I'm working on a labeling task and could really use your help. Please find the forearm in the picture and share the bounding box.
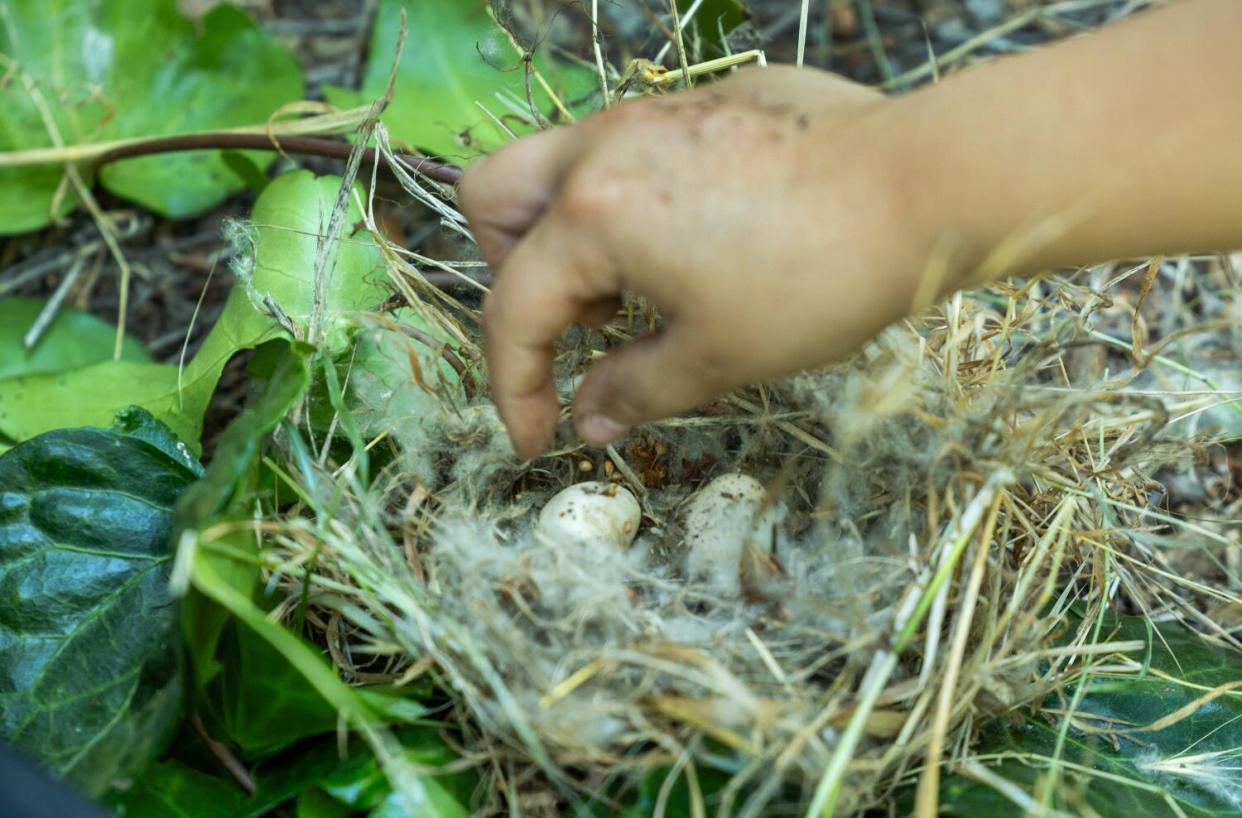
[882,0,1242,288]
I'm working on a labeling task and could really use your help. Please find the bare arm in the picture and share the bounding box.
[885,0,1242,282]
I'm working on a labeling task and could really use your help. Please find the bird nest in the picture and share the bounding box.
[244,150,1232,817]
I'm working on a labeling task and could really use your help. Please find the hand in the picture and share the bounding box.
[458,67,931,458]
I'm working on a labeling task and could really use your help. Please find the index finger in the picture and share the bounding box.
[483,209,616,458]
[458,125,585,270]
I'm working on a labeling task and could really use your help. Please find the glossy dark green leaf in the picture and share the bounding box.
[0,407,200,796]
[0,1,302,233]
[0,297,149,381]
[937,616,1242,818]
[324,0,597,161]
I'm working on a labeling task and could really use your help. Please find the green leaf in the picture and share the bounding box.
[319,731,474,818]
[207,619,340,758]
[677,0,749,59]
[608,763,733,818]
[297,788,355,818]
[0,1,303,233]
[324,0,597,161]
[0,408,200,796]
[110,759,251,818]
[0,297,149,380]
[221,150,272,195]
[108,735,375,818]
[936,616,1242,818]
[177,342,312,693]
[0,170,389,450]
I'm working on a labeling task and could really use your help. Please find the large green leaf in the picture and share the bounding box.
[0,297,149,380]
[324,0,597,162]
[0,1,303,233]
[0,171,389,450]
[937,617,1242,818]
[0,407,201,796]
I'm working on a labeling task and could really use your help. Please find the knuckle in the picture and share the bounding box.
[560,164,627,224]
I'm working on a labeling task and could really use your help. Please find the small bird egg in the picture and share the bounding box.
[536,481,642,548]
[682,473,785,595]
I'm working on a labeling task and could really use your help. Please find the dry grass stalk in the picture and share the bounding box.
[209,136,1241,816]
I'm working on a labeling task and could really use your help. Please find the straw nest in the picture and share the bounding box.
[246,147,1239,816]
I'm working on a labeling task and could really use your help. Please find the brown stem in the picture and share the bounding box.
[93,133,463,186]
[190,714,256,795]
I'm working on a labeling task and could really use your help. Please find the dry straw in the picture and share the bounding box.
[224,138,1242,817]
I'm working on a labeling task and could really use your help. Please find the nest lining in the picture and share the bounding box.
[234,143,1240,816]
[252,276,1232,816]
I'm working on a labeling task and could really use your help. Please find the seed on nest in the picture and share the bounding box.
[682,473,786,596]
[536,481,642,548]
[578,459,594,472]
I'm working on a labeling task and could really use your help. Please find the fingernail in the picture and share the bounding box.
[578,414,629,446]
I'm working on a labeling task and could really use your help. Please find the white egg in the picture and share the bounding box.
[536,481,642,548]
[682,473,785,595]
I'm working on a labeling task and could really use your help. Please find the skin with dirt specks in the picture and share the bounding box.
[459,0,1242,459]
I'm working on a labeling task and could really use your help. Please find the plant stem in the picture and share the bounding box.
[91,133,462,185]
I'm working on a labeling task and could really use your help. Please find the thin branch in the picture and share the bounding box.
[91,133,462,185]
[190,714,256,795]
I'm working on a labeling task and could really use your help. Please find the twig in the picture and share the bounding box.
[22,253,88,350]
[0,246,89,297]
[16,67,135,360]
[190,714,255,795]
[0,99,375,165]
[654,0,706,65]
[91,133,462,186]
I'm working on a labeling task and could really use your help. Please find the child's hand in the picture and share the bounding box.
[459,68,926,458]
[460,0,1242,459]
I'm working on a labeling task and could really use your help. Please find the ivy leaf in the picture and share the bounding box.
[324,0,597,161]
[0,170,388,451]
[0,1,303,234]
[318,730,474,818]
[936,616,1242,818]
[204,617,340,758]
[0,297,149,381]
[0,407,201,796]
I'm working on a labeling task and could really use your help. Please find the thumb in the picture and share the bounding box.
[572,326,727,446]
